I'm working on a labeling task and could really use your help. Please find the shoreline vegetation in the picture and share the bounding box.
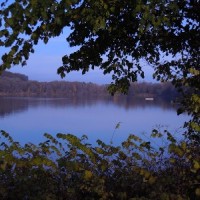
[0,130,199,200]
[0,71,179,101]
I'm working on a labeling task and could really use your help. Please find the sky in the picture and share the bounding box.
[0,28,155,84]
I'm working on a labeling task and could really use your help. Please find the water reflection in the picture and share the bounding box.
[0,97,188,145]
[0,96,176,118]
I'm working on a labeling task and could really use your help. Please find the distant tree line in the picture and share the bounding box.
[0,71,179,101]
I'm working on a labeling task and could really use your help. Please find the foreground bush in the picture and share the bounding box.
[0,130,199,200]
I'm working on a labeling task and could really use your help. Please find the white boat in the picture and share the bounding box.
[145,97,154,101]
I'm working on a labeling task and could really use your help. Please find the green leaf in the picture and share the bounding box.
[193,160,200,170]
[189,68,200,75]
[83,170,93,180]
[43,37,49,44]
[196,188,200,197]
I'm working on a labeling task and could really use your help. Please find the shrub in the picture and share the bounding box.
[0,130,199,200]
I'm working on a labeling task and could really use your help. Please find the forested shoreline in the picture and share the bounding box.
[0,71,179,101]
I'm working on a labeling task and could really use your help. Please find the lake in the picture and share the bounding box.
[0,97,189,146]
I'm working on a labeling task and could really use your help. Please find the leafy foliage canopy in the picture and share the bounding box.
[0,0,199,91]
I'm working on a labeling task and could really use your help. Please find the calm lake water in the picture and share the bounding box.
[0,97,189,145]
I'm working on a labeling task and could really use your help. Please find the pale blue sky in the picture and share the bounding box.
[1,28,154,84]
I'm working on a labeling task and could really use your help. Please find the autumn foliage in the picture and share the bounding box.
[0,130,199,199]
